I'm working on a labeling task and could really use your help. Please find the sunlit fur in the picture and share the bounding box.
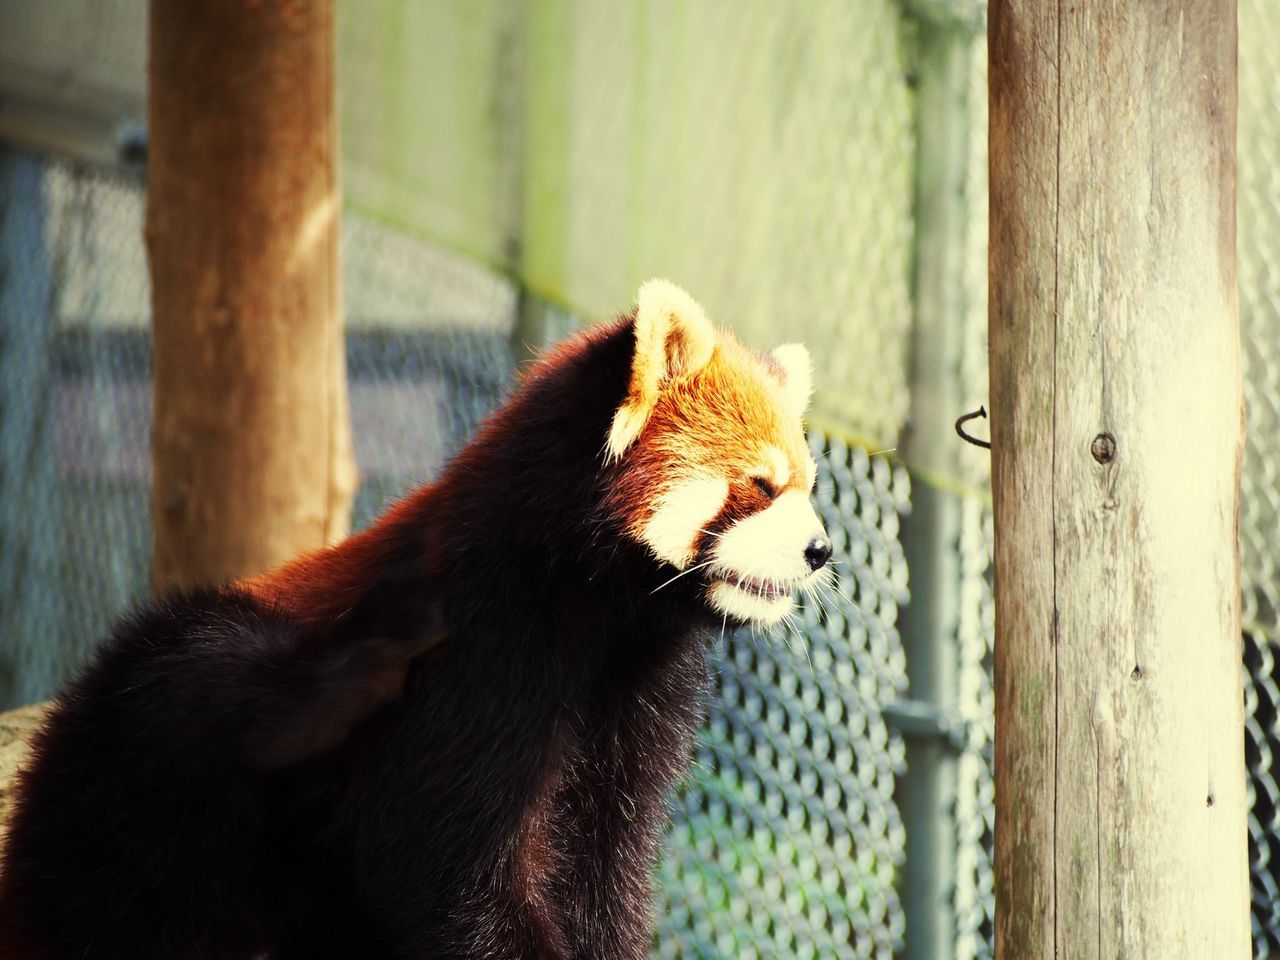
[640,475,730,568]
[767,342,814,418]
[603,287,822,627]
[0,283,824,960]
[606,279,716,459]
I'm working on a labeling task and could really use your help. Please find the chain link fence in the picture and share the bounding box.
[339,0,917,452]
[4,1,1280,957]
[1239,1,1280,953]
[0,152,151,705]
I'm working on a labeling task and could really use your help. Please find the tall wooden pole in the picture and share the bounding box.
[147,0,356,591]
[989,2,1248,957]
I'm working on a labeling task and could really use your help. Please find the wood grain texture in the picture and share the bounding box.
[147,0,356,590]
[989,5,1060,957]
[989,2,1248,957]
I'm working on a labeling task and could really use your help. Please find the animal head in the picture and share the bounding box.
[605,280,831,627]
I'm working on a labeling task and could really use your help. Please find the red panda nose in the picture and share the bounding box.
[804,535,833,571]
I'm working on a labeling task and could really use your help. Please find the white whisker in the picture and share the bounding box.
[650,560,714,595]
[804,578,833,625]
[779,612,815,678]
[821,573,867,619]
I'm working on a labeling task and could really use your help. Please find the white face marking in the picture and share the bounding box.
[758,446,790,491]
[640,475,729,568]
[705,489,828,625]
[707,580,797,624]
[770,343,813,417]
[800,456,818,491]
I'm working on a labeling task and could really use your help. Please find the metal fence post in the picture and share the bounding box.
[893,5,982,958]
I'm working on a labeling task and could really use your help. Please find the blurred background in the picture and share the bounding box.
[0,2,1278,958]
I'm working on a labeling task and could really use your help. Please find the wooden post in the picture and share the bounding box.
[989,2,1248,957]
[147,0,356,591]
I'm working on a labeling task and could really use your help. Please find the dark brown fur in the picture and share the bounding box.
[0,319,724,959]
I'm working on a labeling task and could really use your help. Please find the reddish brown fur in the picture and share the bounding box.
[606,336,814,548]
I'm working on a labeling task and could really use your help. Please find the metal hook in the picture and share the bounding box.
[955,405,991,450]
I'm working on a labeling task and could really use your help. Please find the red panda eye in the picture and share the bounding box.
[751,476,778,500]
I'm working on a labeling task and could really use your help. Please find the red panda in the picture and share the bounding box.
[0,280,831,960]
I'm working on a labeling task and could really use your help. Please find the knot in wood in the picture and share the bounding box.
[1091,433,1117,464]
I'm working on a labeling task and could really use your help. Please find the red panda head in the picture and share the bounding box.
[605,280,831,627]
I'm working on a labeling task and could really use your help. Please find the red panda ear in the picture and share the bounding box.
[770,343,813,418]
[607,280,716,460]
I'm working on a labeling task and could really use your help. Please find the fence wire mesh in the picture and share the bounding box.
[341,0,917,451]
[0,151,151,706]
[5,0,1280,956]
[1240,1,1280,954]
